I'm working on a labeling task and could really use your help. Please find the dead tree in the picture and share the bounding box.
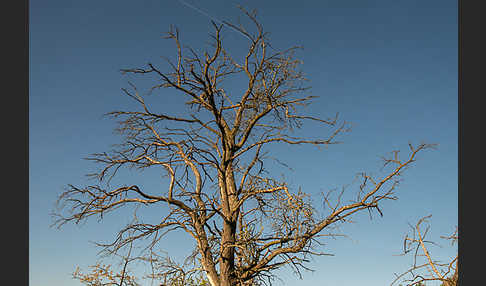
[391,215,458,286]
[54,8,434,286]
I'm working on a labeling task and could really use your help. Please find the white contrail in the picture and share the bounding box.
[176,0,225,25]
[175,0,252,40]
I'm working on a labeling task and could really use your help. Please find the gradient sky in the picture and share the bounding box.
[30,0,457,285]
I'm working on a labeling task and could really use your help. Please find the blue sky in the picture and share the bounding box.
[30,0,457,285]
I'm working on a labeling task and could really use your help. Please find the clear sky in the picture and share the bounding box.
[30,0,457,285]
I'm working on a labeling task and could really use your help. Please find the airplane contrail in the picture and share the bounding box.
[176,0,225,25]
[175,0,252,41]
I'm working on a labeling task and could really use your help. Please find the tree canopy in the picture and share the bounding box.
[54,8,434,286]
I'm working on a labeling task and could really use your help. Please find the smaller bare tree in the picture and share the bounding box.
[72,225,211,286]
[73,260,212,286]
[73,263,140,286]
[73,235,141,286]
[391,215,458,286]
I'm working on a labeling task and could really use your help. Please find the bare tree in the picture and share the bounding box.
[391,215,458,286]
[53,8,434,286]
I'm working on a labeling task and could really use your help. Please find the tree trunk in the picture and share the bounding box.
[220,220,237,286]
[218,162,238,286]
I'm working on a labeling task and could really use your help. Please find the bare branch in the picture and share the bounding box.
[391,216,458,286]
